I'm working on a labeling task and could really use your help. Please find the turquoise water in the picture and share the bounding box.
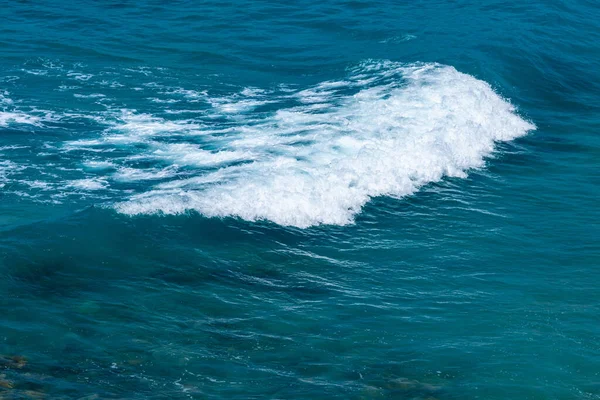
[1,1,599,398]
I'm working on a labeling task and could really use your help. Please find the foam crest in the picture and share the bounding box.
[0,92,58,127]
[207,87,275,114]
[0,160,25,186]
[109,111,202,139]
[0,111,42,127]
[67,178,108,191]
[0,91,14,105]
[63,111,204,150]
[115,62,535,227]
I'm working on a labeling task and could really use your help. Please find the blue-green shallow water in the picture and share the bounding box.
[1,1,599,399]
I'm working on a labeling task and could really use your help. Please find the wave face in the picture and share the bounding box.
[112,62,535,227]
[0,61,534,227]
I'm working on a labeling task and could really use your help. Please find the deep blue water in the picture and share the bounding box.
[1,1,599,399]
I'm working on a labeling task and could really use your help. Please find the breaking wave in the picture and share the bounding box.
[110,61,535,227]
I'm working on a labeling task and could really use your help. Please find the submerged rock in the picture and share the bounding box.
[23,390,46,399]
[0,381,13,389]
[387,377,420,390]
[126,358,144,366]
[0,355,27,369]
[11,356,27,369]
[385,377,442,397]
[0,374,13,389]
[357,385,385,399]
[76,301,101,315]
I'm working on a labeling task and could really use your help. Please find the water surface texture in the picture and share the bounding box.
[1,1,599,399]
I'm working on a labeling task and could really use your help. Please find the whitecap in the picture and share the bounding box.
[0,111,42,127]
[114,61,535,228]
[0,91,14,105]
[67,72,94,81]
[112,166,179,182]
[74,93,106,99]
[67,178,108,191]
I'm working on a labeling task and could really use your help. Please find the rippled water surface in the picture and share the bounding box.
[1,1,599,399]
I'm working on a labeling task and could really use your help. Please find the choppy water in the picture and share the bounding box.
[1,1,599,399]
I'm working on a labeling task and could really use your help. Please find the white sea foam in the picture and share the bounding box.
[112,61,535,227]
[148,143,253,167]
[112,166,178,182]
[168,88,207,100]
[149,98,180,104]
[0,145,28,152]
[0,91,14,105]
[2,62,530,223]
[83,161,118,171]
[74,93,106,99]
[22,69,48,76]
[207,88,275,114]
[108,111,202,139]
[0,160,25,184]
[0,92,57,127]
[0,111,42,127]
[67,178,108,191]
[67,72,93,81]
[63,111,204,150]
[22,180,52,190]
[97,80,124,88]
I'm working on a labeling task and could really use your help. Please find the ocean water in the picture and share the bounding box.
[0,0,599,398]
